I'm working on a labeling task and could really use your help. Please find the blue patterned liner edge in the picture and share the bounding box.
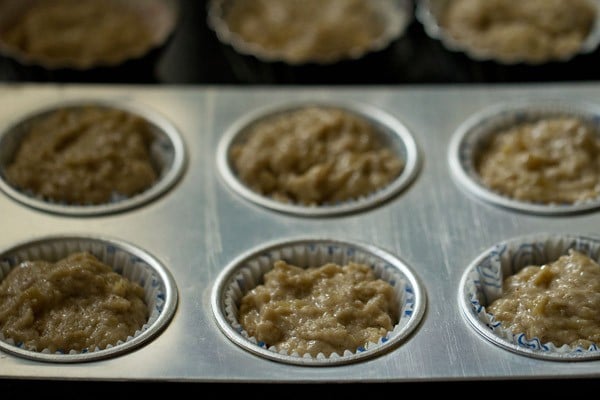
[214,238,426,366]
[0,235,176,363]
[459,233,600,361]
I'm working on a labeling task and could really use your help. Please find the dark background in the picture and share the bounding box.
[1,0,600,85]
[1,0,600,393]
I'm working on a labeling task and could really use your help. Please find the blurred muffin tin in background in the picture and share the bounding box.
[0,0,180,83]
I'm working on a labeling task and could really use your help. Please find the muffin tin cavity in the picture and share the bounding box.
[448,99,600,215]
[0,98,186,216]
[0,234,178,363]
[216,101,420,217]
[416,0,600,65]
[459,233,600,361]
[211,237,426,366]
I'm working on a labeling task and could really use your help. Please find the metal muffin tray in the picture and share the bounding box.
[2,83,600,383]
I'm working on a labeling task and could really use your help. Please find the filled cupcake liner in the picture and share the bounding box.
[0,0,179,71]
[416,0,600,65]
[448,98,600,215]
[216,100,420,217]
[459,233,600,361]
[207,0,412,66]
[0,98,186,216]
[0,235,178,363]
[211,238,426,366]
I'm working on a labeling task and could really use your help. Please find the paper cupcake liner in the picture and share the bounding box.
[459,233,600,361]
[0,0,179,71]
[211,237,426,366]
[0,234,178,363]
[416,0,600,65]
[207,0,412,66]
[448,98,600,215]
[0,98,186,216]
[216,100,420,217]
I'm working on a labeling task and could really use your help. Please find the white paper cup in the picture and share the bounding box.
[0,234,178,363]
[459,232,600,361]
[0,98,186,216]
[217,100,420,217]
[211,237,426,366]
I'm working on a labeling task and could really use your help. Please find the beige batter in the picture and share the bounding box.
[2,0,154,67]
[221,0,387,64]
[0,251,148,353]
[488,249,600,348]
[476,117,600,204]
[440,0,596,63]
[238,260,398,357]
[5,105,158,205]
[230,106,404,206]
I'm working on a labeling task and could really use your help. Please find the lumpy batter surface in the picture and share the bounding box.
[475,117,600,204]
[0,251,148,353]
[487,249,600,348]
[5,106,158,205]
[238,260,398,357]
[230,106,404,206]
[441,0,596,63]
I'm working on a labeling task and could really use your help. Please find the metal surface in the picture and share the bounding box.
[1,83,600,383]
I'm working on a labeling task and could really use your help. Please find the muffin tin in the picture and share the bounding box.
[2,83,600,383]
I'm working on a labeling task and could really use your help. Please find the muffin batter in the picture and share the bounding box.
[475,117,600,204]
[2,0,155,67]
[0,251,148,353]
[230,106,404,206]
[441,0,596,63]
[5,105,158,205]
[221,0,387,64]
[487,249,600,348]
[238,260,398,357]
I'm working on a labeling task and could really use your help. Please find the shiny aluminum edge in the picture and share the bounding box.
[210,237,427,366]
[448,98,600,215]
[216,100,421,217]
[458,232,600,361]
[416,0,600,65]
[0,97,187,216]
[0,233,179,363]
